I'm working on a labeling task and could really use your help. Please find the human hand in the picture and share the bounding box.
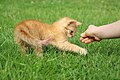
[80,25,101,44]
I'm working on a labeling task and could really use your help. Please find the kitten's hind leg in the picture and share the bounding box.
[19,40,43,57]
[17,39,30,54]
[33,38,51,57]
[34,47,43,57]
[20,43,28,53]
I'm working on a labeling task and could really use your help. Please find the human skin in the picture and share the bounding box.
[80,20,120,44]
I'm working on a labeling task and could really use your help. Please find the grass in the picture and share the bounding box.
[0,0,120,80]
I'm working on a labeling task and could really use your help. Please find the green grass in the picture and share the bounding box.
[0,0,120,80]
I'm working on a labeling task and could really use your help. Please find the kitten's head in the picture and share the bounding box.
[53,17,82,38]
[63,17,82,38]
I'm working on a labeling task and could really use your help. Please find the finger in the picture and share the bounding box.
[81,38,90,43]
[80,37,84,41]
[93,35,101,41]
[84,39,94,44]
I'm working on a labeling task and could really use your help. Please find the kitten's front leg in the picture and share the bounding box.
[54,41,87,55]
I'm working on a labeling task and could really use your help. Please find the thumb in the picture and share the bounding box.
[93,35,101,41]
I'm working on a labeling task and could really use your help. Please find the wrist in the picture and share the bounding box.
[90,26,103,40]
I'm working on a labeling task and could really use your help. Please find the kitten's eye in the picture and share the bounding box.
[70,31,74,35]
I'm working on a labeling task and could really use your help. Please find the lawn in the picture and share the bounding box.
[0,0,120,80]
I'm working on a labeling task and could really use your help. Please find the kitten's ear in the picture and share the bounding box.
[76,21,82,26]
[67,20,82,27]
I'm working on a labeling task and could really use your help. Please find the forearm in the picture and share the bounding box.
[94,20,120,39]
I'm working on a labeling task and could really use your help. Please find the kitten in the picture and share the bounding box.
[14,17,87,57]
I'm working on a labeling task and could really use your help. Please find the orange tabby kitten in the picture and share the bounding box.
[14,17,87,57]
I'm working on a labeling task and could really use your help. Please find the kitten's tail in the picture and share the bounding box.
[14,29,51,47]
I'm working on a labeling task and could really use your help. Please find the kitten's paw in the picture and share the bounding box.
[79,48,87,55]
